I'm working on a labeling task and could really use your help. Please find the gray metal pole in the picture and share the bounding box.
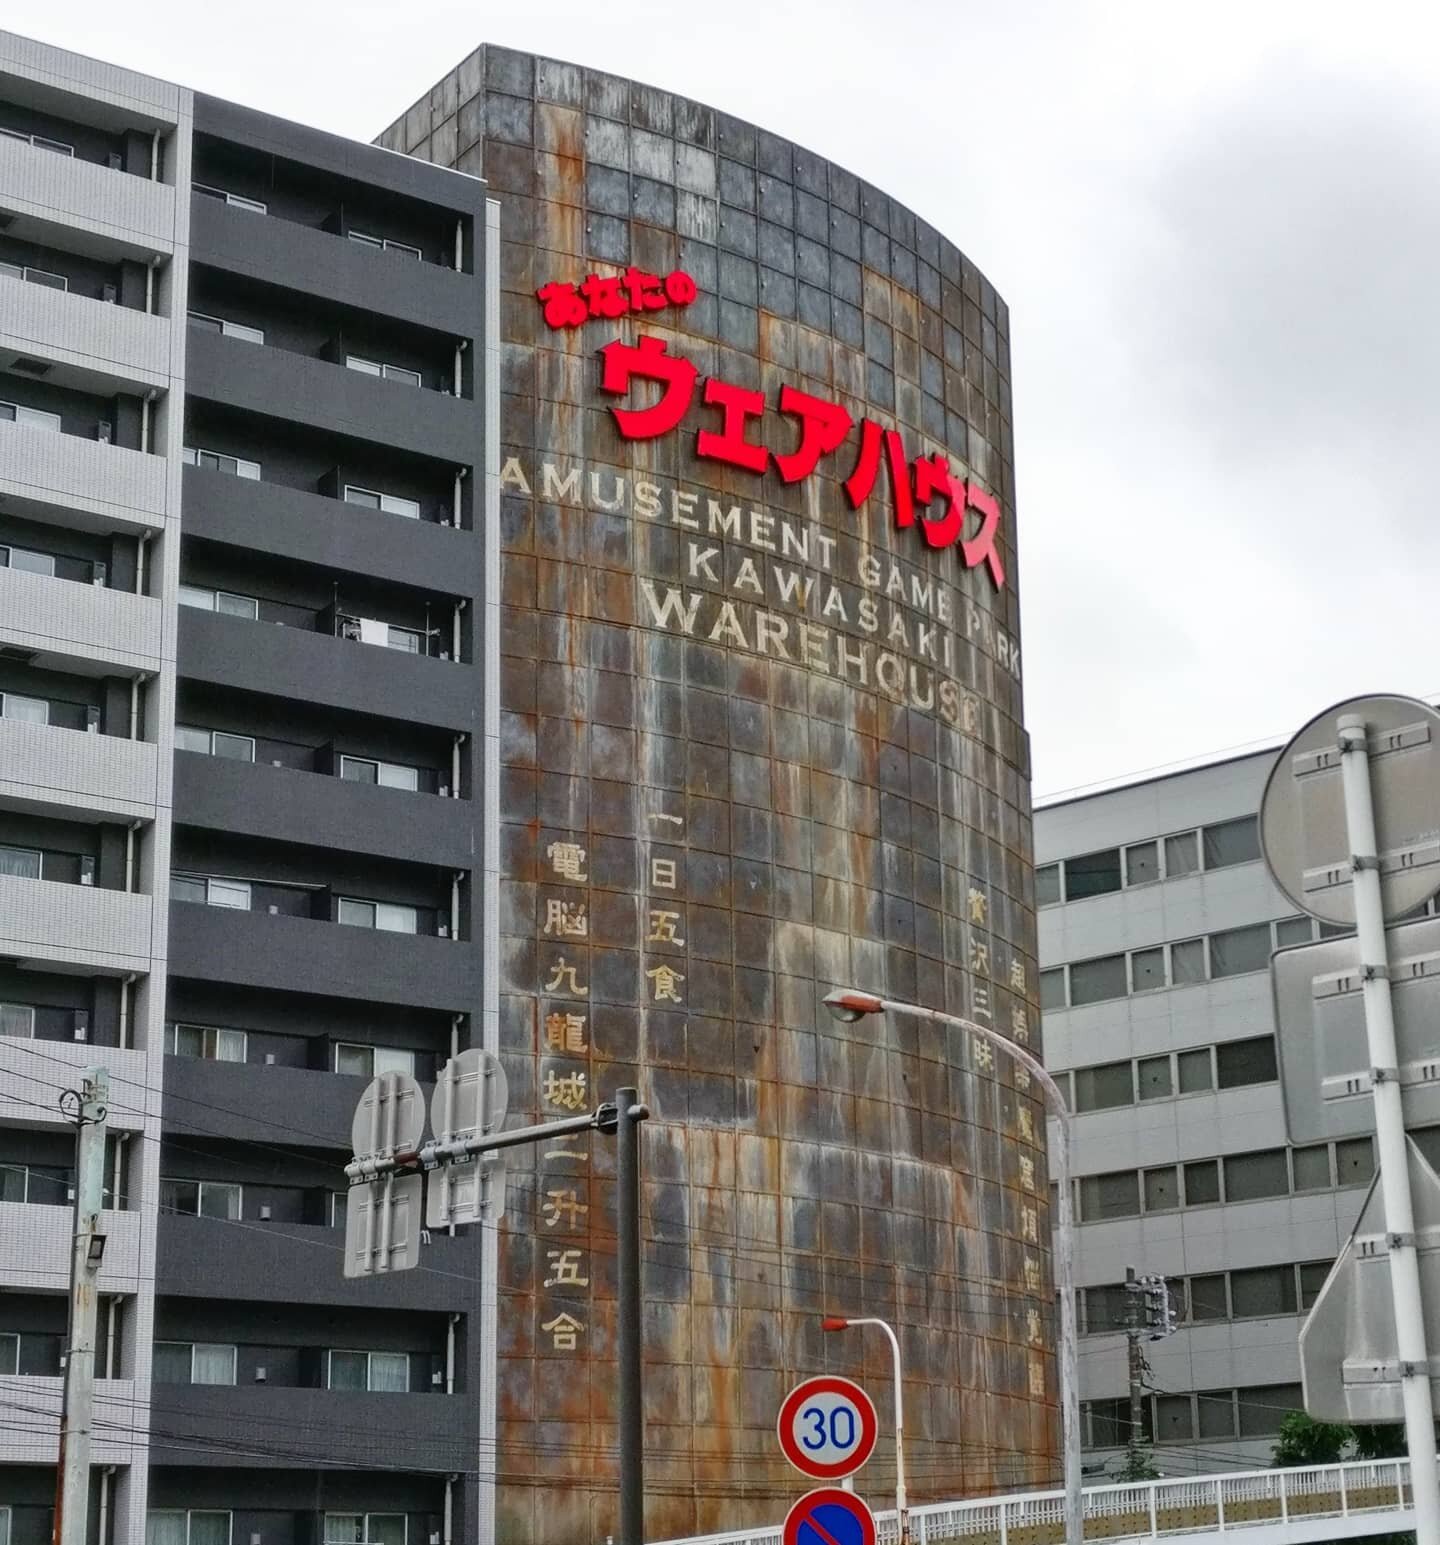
[53,1068,109,1545]
[617,1087,649,1545]
[1338,715,1440,1545]
[1125,1266,1143,1476]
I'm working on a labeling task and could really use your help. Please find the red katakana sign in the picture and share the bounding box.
[536,267,697,329]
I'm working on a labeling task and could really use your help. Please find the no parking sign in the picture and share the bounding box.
[781,1488,877,1545]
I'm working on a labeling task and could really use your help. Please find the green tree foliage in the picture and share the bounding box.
[1271,1410,1351,1467]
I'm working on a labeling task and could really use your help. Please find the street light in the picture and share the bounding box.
[823,988,1082,1545]
[821,1314,909,1544]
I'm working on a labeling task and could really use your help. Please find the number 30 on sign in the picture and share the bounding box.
[776,1375,879,1480]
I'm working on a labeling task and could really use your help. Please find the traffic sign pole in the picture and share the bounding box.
[1338,713,1440,1545]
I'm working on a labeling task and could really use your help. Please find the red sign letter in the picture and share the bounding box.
[598,336,699,440]
[774,386,853,484]
[697,378,769,474]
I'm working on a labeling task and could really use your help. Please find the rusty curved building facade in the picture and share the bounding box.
[378,49,1051,1544]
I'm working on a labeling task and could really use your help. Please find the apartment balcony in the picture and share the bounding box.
[186,326,479,464]
[177,607,476,733]
[189,193,480,333]
[0,872,153,976]
[0,1040,148,1131]
[181,463,478,603]
[0,1376,138,1464]
[0,416,168,532]
[167,899,476,1012]
[156,1210,480,1313]
[0,714,158,823]
[0,132,177,254]
[0,1200,141,1293]
[0,269,170,393]
[173,751,473,869]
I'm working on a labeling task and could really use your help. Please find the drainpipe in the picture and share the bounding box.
[452,597,467,664]
[124,820,142,893]
[98,1466,116,1545]
[104,1295,119,1377]
[135,534,149,600]
[452,464,468,530]
[449,873,461,941]
[117,974,136,1050]
[144,255,159,316]
[446,1313,459,1394]
[450,736,463,800]
[149,131,159,182]
[112,1134,129,1212]
[454,220,463,273]
[443,1476,455,1545]
[453,339,465,399]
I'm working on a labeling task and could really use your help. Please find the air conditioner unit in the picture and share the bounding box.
[438,784,450,798]
[96,421,112,443]
[102,283,118,304]
[437,923,450,938]
[264,1053,276,1065]
[106,151,122,170]
[258,1204,271,1220]
[73,1010,90,1043]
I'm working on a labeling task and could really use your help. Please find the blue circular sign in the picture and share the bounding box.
[781,1488,877,1545]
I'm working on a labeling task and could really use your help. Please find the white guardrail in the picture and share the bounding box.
[656,1458,1417,1545]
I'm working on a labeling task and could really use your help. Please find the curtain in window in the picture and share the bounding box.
[369,1352,409,1392]
[324,1517,364,1545]
[0,847,41,879]
[0,1004,33,1038]
[328,1351,369,1391]
[192,1344,236,1385]
[147,1515,188,1545]
[152,1342,194,1384]
[214,1029,246,1063]
[188,1514,231,1545]
[367,1517,406,1545]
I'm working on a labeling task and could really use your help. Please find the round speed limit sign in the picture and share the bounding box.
[777,1376,878,1480]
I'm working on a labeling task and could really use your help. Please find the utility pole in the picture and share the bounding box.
[1124,1266,1144,1476]
[53,1068,109,1545]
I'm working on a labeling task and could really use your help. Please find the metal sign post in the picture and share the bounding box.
[1262,694,1440,1545]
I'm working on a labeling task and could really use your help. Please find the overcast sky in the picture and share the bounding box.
[26,0,1440,797]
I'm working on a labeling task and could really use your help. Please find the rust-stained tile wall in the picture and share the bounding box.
[377,46,1053,1544]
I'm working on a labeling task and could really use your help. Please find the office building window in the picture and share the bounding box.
[327,1349,410,1392]
[0,401,62,432]
[183,446,261,479]
[1154,1395,1195,1442]
[0,691,49,724]
[1137,1056,1172,1100]
[1203,815,1261,871]
[1176,1048,1213,1093]
[343,485,422,520]
[1230,1266,1297,1319]
[1130,946,1165,991]
[166,1023,247,1063]
[0,1163,70,1205]
[1170,938,1206,984]
[1083,1285,1130,1333]
[1039,969,1066,1010]
[1,127,74,155]
[154,1341,237,1385]
[1188,1274,1228,1321]
[1292,1145,1332,1191]
[338,899,419,934]
[0,543,56,575]
[1224,1149,1290,1201]
[1237,1384,1302,1438]
[1079,1170,1140,1222]
[159,1179,241,1220]
[171,875,252,910]
[1164,830,1200,878]
[179,584,260,619]
[1275,916,1313,948]
[1074,1061,1132,1113]
[1064,848,1122,902]
[1196,1391,1236,1439]
[346,356,422,387]
[188,312,265,344]
[0,260,66,290]
[1124,840,1159,886]
[1335,1137,1375,1186]
[1183,1159,1220,1205]
[1143,1166,1179,1212]
[1299,1262,1331,1311]
[334,1043,416,1078]
[324,1519,406,1545]
[348,230,422,259]
[1068,954,1127,1006]
[175,725,256,761]
[1208,922,1272,978]
[1035,863,1060,907]
[340,756,421,791]
[193,182,267,213]
[0,845,42,880]
[148,1515,232,1545]
[0,1003,35,1038]
[1215,1036,1279,1088]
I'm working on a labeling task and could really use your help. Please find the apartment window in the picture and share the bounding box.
[178,584,259,620]
[188,312,265,345]
[1074,1061,1132,1113]
[1083,1285,1129,1334]
[1143,1166,1180,1212]
[0,1003,35,1038]
[0,1334,15,1373]
[1215,1036,1279,1088]
[175,725,256,761]
[343,485,422,520]
[1177,1047,1213,1093]
[327,1349,410,1392]
[0,1333,57,1375]
[348,230,422,259]
[1275,916,1313,948]
[338,899,419,934]
[1292,1145,1332,1191]
[1154,1395,1195,1442]
[0,845,42,880]
[0,691,49,724]
[1,543,56,576]
[0,1163,70,1205]
[1336,1137,1375,1186]
[183,446,261,479]
[1164,830,1200,878]
[1035,863,1060,907]
[159,1179,241,1220]
[346,356,423,388]
[171,875,252,910]
[1230,1265,1297,1319]
[1197,1390,1236,1439]
[1,127,74,155]
[193,182,267,213]
[148,1514,232,1545]
[1130,946,1165,992]
[0,401,61,432]
[154,1341,237,1385]
[1079,1170,1140,1222]
[1039,969,1066,1010]
[334,1043,416,1077]
[1203,815,1260,871]
[340,756,421,792]
[324,1519,406,1545]
[1208,923,1272,979]
[1238,1384,1301,1438]
[0,260,67,291]
[1137,1056,1172,1100]
[1188,1274,1228,1321]
[1224,1148,1289,1201]
[1068,954,1127,1006]
[167,1023,247,1063]
[1170,938,1206,984]
[1064,848,1121,901]
[1299,1261,1331,1310]
[1183,1159,1221,1205]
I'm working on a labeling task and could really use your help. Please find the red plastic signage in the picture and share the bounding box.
[536,267,697,328]
[776,1376,878,1480]
[781,1488,877,1545]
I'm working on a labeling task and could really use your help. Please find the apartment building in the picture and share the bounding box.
[1035,747,1393,1474]
[0,31,496,1545]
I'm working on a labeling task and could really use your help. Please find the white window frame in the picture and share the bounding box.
[343,484,421,520]
[188,311,265,345]
[0,260,67,291]
[147,1512,234,1545]
[193,182,267,214]
[338,899,419,934]
[0,1002,36,1039]
[162,1179,243,1220]
[345,355,422,388]
[334,1043,416,1078]
[178,584,260,620]
[0,127,74,156]
[166,1022,247,1062]
[323,1516,407,1545]
[0,542,57,576]
[339,755,420,791]
[172,874,252,910]
[347,231,422,259]
[0,400,62,433]
[175,725,256,762]
[326,1348,411,1392]
[0,845,43,880]
[183,445,261,480]
[0,691,49,725]
[155,1340,238,1386]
